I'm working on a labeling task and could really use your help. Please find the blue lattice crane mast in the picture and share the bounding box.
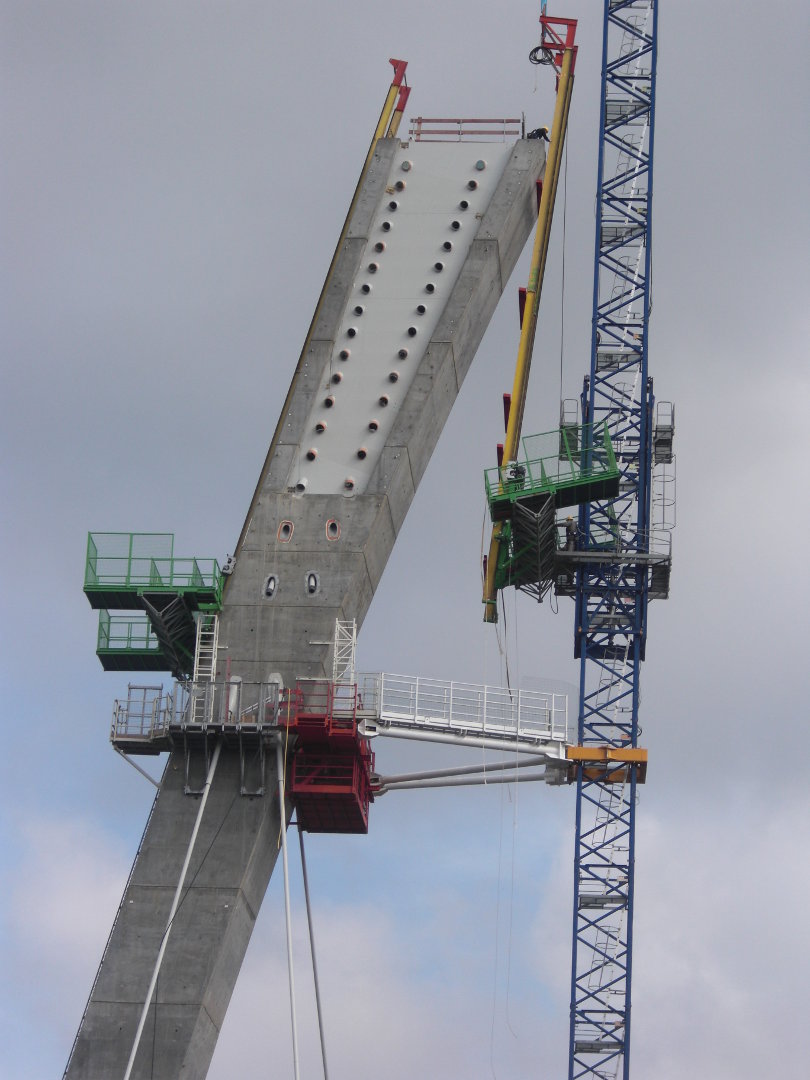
[480,2,673,1075]
[563,3,673,1077]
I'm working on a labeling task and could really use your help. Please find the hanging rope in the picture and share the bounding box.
[489,778,507,1080]
[548,140,570,622]
[275,741,301,1080]
[125,741,224,1080]
[277,718,292,851]
[504,687,521,1041]
[298,825,330,1080]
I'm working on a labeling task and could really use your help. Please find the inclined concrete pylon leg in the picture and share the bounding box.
[66,134,546,1078]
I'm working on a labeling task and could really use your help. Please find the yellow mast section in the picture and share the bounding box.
[483,30,577,623]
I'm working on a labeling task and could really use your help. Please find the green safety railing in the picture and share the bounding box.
[484,422,619,515]
[84,533,223,607]
[97,611,161,654]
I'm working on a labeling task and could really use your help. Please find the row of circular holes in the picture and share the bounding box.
[304,170,487,487]
[334,200,470,381]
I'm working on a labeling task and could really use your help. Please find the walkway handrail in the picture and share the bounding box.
[356,672,568,745]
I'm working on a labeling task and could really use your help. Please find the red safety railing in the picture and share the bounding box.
[278,680,358,740]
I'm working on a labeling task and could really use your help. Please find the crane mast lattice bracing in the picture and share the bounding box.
[568,3,664,1078]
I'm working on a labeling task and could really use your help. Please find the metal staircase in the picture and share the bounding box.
[140,595,195,679]
[510,496,558,600]
[83,532,223,676]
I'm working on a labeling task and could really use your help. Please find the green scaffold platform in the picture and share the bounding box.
[83,533,223,676]
[485,423,620,600]
[485,422,619,522]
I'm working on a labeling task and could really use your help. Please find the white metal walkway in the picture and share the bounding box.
[356,672,568,760]
[110,672,570,784]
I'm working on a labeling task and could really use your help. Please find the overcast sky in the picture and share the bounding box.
[2,1,809,1078]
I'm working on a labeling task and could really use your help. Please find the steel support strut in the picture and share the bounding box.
[569,3,658,1078]
[482,12,577,621]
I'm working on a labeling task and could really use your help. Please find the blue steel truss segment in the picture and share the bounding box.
[596,291,642,313]
[600,135,648,171]
[592,410,640,441]
[600,203,647,229]
[580,823,631,861]
[570,3,657,1072]
[603,197,647,218]
[580,614,637,640]
[602,197,647,217]
[583,682,634,714]
[591,395,641,421]
[595,275,645,309]
[606,48,653,83]
[580,567,642,597]
[579,836,631,864]
[581,647,636,669]
[575,969,628,1009]
[576,567,642,585]
[607,7,653,45]
[596,309,643,337]
[581,670,634,698]
[592,403,639,431]
[585,616,637,637]
[575,951,628,993]
[594,312,644,341]
[579,876,630,903]
[580,825,632,860]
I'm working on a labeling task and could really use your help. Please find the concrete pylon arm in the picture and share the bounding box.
[67,131,545,1079]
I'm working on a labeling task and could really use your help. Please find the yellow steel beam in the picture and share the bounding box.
[565,744,649,785]
[566,746,648,764]
[386,82,411,139]
[482,45,576,622]
[230,61,408,563]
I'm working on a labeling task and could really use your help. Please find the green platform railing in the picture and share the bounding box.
[84,533,223,608]
[97,611,161,654]
[485,422,619,518]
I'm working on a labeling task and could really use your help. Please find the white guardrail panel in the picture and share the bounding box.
[356,673,567,744]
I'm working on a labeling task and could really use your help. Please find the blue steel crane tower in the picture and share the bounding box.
[481,9,670,1073]
[564,3,671,1077]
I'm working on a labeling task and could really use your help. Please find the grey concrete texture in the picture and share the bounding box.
[68,1000,219,1080]
[65,749,287,1080]
[220,136,545,689]
[476,139,547,282]
[68,136,545,1079]
[373,341,459,493]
